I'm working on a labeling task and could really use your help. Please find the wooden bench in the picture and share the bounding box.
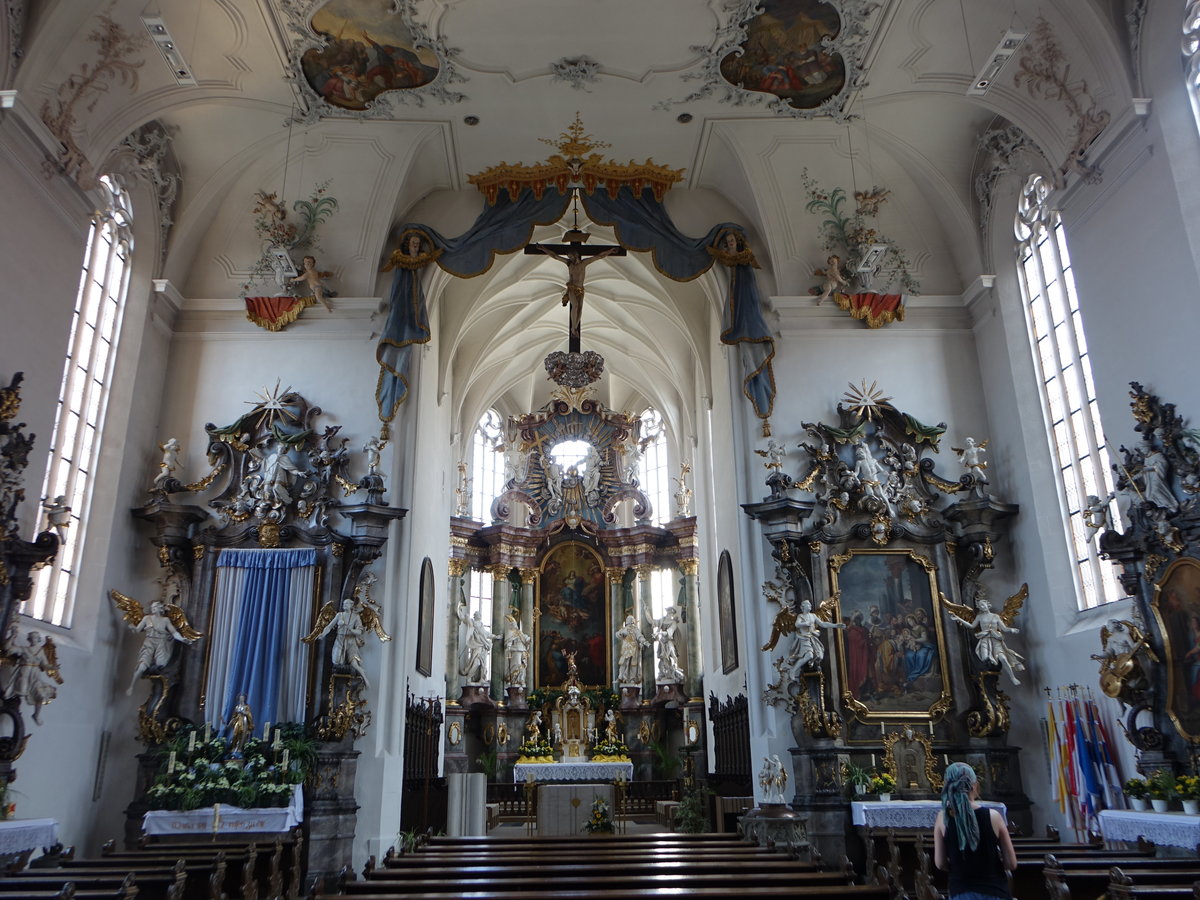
[323,887,892,900]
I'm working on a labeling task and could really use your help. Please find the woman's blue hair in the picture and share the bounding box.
[941,762,980,851]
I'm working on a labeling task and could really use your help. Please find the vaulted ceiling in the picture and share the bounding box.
[3,0,1135,436]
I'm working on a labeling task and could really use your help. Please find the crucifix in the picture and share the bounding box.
[524,200,625,353]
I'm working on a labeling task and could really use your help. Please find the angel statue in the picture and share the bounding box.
[755,439,787,472]
[110,588,203,696]
[953,437,989,484]
[1,631,62,725]
[152,438,181,491]
[759,754,788,804]
[303,582,391,689]
[1093,618,1159,700]
[783,599,846,677]
[944,583,1027,685]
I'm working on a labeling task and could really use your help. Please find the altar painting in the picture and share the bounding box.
[831,549,952,721]
[719,0,845,110]
[300,0,439,110]
[1152,557,1200,740]
[537,543,608,688]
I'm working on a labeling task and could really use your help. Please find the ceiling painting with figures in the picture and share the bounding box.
[719,0,845,110]
[537,542,609,688]
[300,0,439,110]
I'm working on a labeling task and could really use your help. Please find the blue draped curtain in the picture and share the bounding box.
[215,548,317,731]
[377,184,775,423]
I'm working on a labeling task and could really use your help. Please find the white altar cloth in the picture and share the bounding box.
[1099,809,1200,849]
[0,818,58,854]
[851,799,1006,828]
[513,761,633,783]
[142,784,303,836]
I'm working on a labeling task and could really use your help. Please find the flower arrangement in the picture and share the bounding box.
[1123,777,1149,799]
[591,736,630,763]
[515,738,554,764]
[1176,775,1200,800]
[145,723,313,811]
[1147,770,1177,801]
[870,772,897,795]
[842,760,874,793]
[582,795,614,834]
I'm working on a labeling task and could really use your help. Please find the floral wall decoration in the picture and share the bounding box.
[241,182,339,331]
[800,169,918,328]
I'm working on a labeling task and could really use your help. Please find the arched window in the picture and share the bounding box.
[27,176,133,627]
[638,408,669,526]
[1184,3,1200,128]
[1014,174,1122,609]
[470,409,505,522]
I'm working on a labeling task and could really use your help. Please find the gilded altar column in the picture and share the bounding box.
[679,559,701,697]
[636,565,654,696]
[446,560,467,700]
[489,565,510,700]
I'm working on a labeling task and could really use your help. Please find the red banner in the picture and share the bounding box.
[244,296,314,332]
[834,292,905,329]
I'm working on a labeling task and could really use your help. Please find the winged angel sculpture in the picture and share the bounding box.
[110,588,203,695]
[0,629,63,724]
[762,584,845,681]
[1093,618,1159,701]
[302,573,390,689]
[943,583,1027,685]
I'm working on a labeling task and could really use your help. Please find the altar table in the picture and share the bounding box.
[0,818,58,855]
[513,761,633,783]
[1099,808,1200,849]
[142,784,303,836]
[537,783,614,837]
[851,799,1007,828]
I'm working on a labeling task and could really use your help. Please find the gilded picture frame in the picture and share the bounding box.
[1151,556,1200,741]
[830,548,953,723]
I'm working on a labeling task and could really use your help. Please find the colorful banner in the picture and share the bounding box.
[244,296,314,332]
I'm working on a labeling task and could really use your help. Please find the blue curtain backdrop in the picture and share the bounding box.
[217,548,316,731]
[376,184,775,423]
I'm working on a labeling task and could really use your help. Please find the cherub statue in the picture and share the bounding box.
[953,437,989,484]
[363,436,386,476]
[604,708,620,744]
[110,586,203,695]
[755,439,787,472]
[1083,492,1116,536]
[1,631,62,725]
[551,721,563,745]
[814,254,850,305]
[152,438,181,491]
[526,709,543,744]
[303,576,391,689]
[41,495,70,541]
[289,255,335,311]
[944,583,1027,685]
[1092,618,1159,700]
[759,754,788,804]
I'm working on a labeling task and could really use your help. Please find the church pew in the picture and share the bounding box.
[16,873,140,899]
[383,848,780,865]
[369,858,825,881]
[1015,852,1200,900]
[321,887,893,900]
[1043,860,1200,900]
[425,832,746,846]
[345,869,850,895]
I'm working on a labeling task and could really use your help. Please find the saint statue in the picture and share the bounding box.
[615,615,650,685]
[759,754,788,804]
[503,614,532,688]
[651,606,685,684]
[229,694,253,755]
[456,599,499,685]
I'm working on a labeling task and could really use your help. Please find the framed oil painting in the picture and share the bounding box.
[536,542,608,688]
[830,548,952,722]
[718,0,846,111]
[717,550,739,673]
[415,557,434,676]
[1151,557,1200,740]
[300,0,440,111]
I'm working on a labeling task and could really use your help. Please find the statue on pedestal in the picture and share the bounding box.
[759,754,788,804]
[455,600,499,685]
[503,614,532,688]
[615,615,649,685]
[651,606,685,684]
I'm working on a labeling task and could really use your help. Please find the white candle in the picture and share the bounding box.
[188,732,196,752]
[204,722,211,743]
[262,720,271,740]
[212,804,220,833]
[167,751,176,774]
[281,749,289,771]
[273,731,282,750]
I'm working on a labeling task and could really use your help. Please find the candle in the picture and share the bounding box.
[273,731,282,750]
[262,720,271,740]
[212,804,220,833]
[281,749,289,771]
[204,722,211,743]
[188,732,195,752]
[167,751,176,774]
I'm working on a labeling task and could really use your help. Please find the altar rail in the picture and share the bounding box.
[486,779,678,820]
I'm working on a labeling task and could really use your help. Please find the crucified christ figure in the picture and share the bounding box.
[533,244,620,352]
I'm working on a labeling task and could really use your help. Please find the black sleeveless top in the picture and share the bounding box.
[943,807,1011,899]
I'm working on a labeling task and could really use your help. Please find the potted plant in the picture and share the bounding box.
[1124,777,1149,811]
[871,772,897,801]
[1177,775,1200,815]
[582,795,615,834]
[843,760,873,796]
[1147,770,1177,812]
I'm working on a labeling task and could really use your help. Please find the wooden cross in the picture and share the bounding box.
[525,234,626,353]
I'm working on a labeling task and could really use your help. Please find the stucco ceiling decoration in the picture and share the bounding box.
[657,0,887,122]
[274,0,466,125]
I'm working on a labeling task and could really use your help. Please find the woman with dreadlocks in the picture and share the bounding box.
[933,762,1017,899]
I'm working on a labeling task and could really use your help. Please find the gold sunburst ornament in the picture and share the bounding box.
[842,380,893,421]
[248,380,299,430]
